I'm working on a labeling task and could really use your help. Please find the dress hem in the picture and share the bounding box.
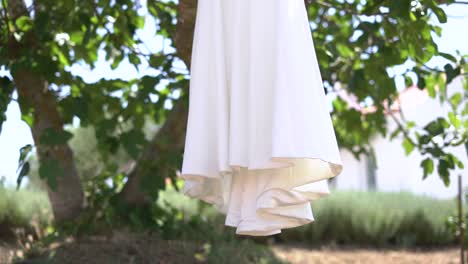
[180,156,342,236]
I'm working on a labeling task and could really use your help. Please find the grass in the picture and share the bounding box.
[0,186,51,238]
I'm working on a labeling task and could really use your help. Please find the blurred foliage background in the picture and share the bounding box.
[0,0,467,263]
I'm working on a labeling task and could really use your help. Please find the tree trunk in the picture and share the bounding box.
[13,71,85,222]
[8,0,84,222]
[174,0,198,66]
[118,0,197,205]
[118,100,189,204]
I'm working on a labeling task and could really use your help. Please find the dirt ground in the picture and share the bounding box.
[0,233,201,264]
[0,236,462,264]
[272,245,460,264]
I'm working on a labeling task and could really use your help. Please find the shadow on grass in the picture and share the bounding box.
[13,231,285,264]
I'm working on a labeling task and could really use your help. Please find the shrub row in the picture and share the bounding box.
[160,188,457,247]
[280,191,456,247]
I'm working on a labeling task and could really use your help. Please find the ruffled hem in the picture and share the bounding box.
[180,156,342,236]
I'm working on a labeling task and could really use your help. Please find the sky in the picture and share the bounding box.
[0,3,467,186]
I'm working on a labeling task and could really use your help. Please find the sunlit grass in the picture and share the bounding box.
[0,186,51,231]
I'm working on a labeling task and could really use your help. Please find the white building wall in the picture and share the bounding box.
[334,76,467,199]
[332,149,368,191]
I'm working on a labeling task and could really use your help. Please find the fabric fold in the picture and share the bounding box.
[180,0,343,236]
[181,157,342,236]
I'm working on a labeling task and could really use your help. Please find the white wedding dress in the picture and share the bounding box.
[180,0,343,236]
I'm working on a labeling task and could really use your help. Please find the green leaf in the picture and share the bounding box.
[51,45,70,66]
[439,52,457,63]
[417,76,426,90]
[15,16,33,32]
[425,146,444,158]
[449,92,463,108]
[389,127,402,140]
[444,64,460,84]
[448,112,461,129]
[424,118,448,136]
[425,75,436,98]
[149,54,165,68]
[463,101,468,116]
[404,76,413,87]
[402,138,415,155]
[129,53,141,67]
[407,121,416,129]
[111,53,124,70]
[437,159,450,186]
[336,43,354,58]
[69,31,84,44]
[90,16,99,25]
[21,113,34,127]
[445,154,456,169]
[135,16,145,29]
[432,7,447,23]
[433,25,443,37]
[421,158,434,179]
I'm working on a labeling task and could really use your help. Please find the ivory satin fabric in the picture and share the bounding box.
[180,0,343,236]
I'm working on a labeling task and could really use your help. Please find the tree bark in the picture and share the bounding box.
[13,71,85,222]
[174,0,198,66]
[118,0,197,205]
[8,0,84,222]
